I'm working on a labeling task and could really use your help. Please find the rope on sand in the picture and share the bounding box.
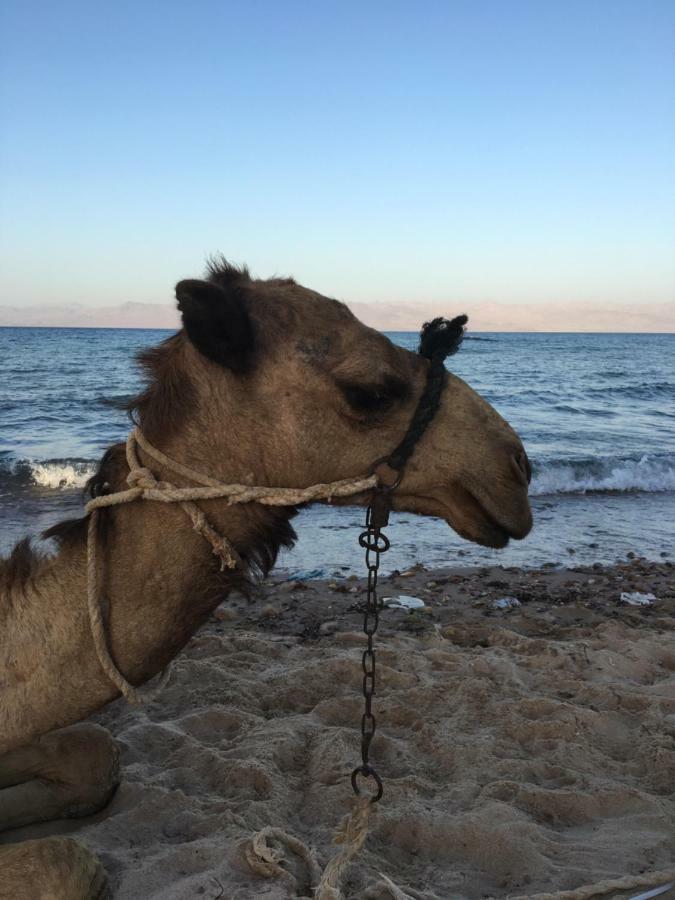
[511,869,675,900]
[244,826,322,892]
[84,427,376,704]
[243,812,675,900]
[244,797,373,898]
[314,797,372,899]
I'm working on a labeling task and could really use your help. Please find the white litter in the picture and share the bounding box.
[383,595,426,610]
[491,596,521,611]
[629,881,675,900]
[620,591,657,606]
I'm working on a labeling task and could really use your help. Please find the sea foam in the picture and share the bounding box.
[531,455,675,496]
[29,461,96,490]
[8,455,675,496]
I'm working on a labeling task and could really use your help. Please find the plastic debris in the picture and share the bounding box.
[282,569,324,581]
[629,881,675,900]
[491,596,521,611]
[383,595,425,610]
[620,591,656,606]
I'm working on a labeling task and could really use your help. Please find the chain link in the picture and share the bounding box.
[351,489,392,803]
[347,323,461,803]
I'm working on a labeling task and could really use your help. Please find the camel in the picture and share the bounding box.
[0,260,532,899]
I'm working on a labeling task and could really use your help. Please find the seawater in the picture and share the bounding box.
[1,327,673,574]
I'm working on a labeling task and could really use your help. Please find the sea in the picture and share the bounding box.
[1,327,673,577]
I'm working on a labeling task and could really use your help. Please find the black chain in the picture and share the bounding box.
[350,487,392,803]
[347,316,465,804]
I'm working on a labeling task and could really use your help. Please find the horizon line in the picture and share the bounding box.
[1,324,673,336]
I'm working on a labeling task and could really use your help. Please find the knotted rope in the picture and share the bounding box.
[84,427,377,704]
[244,796,373,899]
[243,809,675,900]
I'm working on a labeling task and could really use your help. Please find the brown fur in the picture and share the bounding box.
[0,540,43,601]
[125,334,197,443]
[0,260,532,896]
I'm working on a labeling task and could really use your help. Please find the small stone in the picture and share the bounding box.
[260,604,280,618]
[320,620,339,634]
[491,596,521,611]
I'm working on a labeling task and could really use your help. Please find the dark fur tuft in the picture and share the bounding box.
[205,255,251,287]
[0,538,44,600]
[43,516,88,546]
[44,443,128,549]
[419,315,468,361]
[125,335,197,443]
[235,508,298,590]
[250,508,298,579]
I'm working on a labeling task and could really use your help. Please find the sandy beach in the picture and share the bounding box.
[3,559,674,898]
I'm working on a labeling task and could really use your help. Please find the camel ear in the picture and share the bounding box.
[175,279,255,372]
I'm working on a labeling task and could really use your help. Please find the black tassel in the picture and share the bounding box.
[418,315,468,361]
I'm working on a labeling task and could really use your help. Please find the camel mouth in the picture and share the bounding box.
[395,483,532,550]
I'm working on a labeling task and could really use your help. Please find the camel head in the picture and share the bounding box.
[144,260,532,549]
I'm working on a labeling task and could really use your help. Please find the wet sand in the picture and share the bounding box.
[6,560,675,898]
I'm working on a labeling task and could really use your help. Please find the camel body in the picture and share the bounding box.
[0,261,532,898]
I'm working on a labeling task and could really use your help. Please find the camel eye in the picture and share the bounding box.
[340,384,396,413]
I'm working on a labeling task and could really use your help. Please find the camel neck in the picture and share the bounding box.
[0,439,297,755]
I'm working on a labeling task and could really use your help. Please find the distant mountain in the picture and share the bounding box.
[0,299,673,332]
[0,302,180,329]
[348,301,675,333]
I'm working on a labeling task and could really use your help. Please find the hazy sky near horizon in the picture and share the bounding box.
[1,1,674,329]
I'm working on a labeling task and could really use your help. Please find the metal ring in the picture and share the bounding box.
[358,531,390,553]
[370,457,403,491]
[350,765,384,802]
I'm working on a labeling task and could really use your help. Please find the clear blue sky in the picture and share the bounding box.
[1,0,673,322]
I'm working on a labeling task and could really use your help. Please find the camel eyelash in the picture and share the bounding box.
[338,378,410,414]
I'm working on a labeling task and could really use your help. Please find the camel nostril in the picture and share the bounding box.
[519,450,532,485]
[511,450,532,486]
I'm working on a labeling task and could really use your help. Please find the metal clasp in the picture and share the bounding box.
[351,764,384,803]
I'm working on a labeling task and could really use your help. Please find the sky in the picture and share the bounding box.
[1,0,674,331]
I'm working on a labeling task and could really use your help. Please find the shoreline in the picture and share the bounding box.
[227,557,675,641]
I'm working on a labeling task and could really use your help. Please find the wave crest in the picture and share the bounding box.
[531,455,675,496]
[1,454,673,497]
[30,462,96,489]
[0,458,97,491]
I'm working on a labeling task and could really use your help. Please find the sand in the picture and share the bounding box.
[5,560,675,898]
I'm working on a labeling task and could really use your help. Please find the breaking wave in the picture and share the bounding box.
[531,455,675,496]
[2,454,673,498]
[0,458,97,491]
